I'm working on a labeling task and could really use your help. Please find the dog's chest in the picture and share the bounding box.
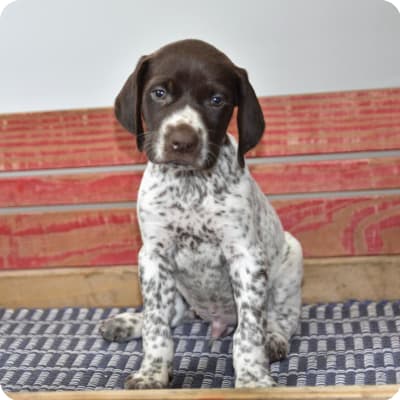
[138,164,242,330]
[165,197,237,327]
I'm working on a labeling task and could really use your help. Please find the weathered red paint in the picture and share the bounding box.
[1,89,400,171]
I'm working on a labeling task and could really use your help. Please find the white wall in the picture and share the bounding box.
[0,0,399,113]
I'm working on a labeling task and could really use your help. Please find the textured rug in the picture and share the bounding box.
[1,301,400,392]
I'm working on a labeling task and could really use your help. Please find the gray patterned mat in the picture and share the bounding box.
[1,301,400,392]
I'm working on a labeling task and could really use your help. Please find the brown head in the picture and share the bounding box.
[114,39,265,169]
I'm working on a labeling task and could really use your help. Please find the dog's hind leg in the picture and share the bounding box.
[266,232,303,362]
[99,293,191,343]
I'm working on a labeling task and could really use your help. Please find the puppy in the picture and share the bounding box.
[100,39,303,389]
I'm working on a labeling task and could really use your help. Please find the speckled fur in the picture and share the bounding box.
[100,135,303,388]
[100,39,303,389]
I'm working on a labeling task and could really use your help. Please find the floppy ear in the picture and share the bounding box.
[235,67,265,168]
[114,55,150,151]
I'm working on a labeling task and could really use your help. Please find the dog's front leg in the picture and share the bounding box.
[228,247,277,388]
[125,246,175,390]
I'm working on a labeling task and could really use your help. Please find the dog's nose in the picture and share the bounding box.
[167,124,199,153]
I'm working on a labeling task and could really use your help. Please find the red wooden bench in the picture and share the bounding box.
[1,87,399,399]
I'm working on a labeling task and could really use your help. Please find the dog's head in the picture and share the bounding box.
[115,39,265,169]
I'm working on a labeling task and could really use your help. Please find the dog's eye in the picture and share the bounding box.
[210,95,224,107]
[151,88,167,100]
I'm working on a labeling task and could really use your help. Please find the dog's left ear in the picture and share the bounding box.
[235,67,265,168]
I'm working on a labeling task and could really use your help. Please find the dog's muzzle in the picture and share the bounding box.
[163,123,201,165]
[153,106,208,168]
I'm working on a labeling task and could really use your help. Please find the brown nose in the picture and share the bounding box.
[167,124,199,153]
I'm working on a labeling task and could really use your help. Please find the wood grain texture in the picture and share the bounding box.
[302,256,400,303]
[0,108,145,171]
[249,157,400,195]
[0,209,141,269]
[1,157,399,207]
[1,257,399,308]
[7,385,400,400]
[0,196,399,270]
[275,195,400,257]
[1,88,399,171]
[0,266,142,308]
[0,171,143,207]
[253,88,400,157]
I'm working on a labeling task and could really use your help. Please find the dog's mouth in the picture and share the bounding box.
[144,142,208,170]
[143,130,221,171]
[165,159,192,167]
[147,149,220,171]
[150,157,205,170]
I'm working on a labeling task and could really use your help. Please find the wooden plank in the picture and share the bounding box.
[302,256,400,303]
[7,384,400,400]
[0,196,399,270]
[1,88,399,171]
[1,157,399,207]
[0,108,145,171]
[250,157,400,195]
[0,266,142,308]
[0,256,399,308]
[275,195,400,257]
[0,171,143,207]
[242,88,400,158]
[0,209,141,269]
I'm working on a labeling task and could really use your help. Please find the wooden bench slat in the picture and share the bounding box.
[0,209,141,269]
[1,195,399,269]
[0,171,143,207]
[1,88,399,171]
[0,265,142,309]
[7,384,400,400]
[1,157,399,207]
[1,256,399,308]
[277,195,400,257]
[253,157,400,195]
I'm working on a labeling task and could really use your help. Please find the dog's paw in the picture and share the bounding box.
[125,370,169,390]
[235,370,277,388]
[99,312,143,342]
[267,331,289,362]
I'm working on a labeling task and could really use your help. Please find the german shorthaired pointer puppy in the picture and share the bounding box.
[100,39,303,389]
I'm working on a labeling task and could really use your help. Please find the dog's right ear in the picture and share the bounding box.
[114,55,150,151]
